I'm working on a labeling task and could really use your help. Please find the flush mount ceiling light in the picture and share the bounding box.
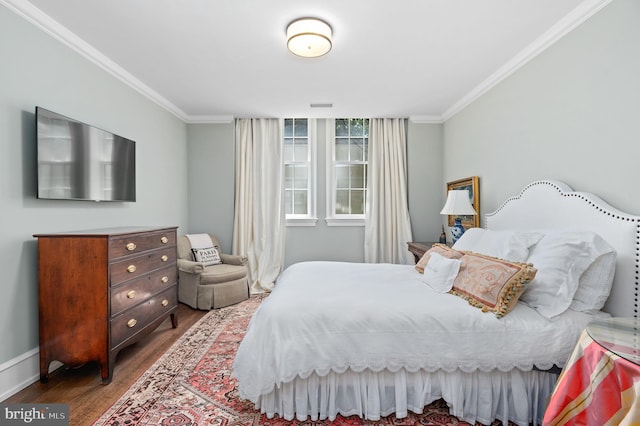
[287,18,332,58]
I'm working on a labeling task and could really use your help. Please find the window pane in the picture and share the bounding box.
[350,119,365,136]
[294,165,308,188]
[284,138,294,161]
[293,190,307,214]
[336,165,349,189]
[335,119,349,136]
[335,138,349,161]
[294,119,308,137]
[284,119,293,137]
[350,164,365,189]
[336,190,350,214]
[363,140,369,161]
[351,190,365,214]
[284,165,294,189]
[284,190,292,215]
[350,138,364,161]
[294,138,308,160]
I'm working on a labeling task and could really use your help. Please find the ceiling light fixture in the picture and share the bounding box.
[287,18,332,58]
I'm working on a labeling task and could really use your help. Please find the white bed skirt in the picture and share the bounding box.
[254,367,558,426]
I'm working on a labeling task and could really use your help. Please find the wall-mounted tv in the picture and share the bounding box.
[36,107,136,202]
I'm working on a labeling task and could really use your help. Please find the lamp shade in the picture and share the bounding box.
[440,190,477,216]
[287,18,332,58]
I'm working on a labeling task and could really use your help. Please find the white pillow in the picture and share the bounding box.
[453,228,543,262]
[570,250,617,313]
[418,252,461,293]
[520,231,614,319]
[191,246,222,266]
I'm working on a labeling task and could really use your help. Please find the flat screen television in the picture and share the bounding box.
[36,107,136,202]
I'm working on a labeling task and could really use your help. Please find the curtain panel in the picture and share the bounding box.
[364,118,413,264]
[232,118,285,293]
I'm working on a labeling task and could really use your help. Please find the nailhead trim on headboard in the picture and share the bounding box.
[486,180,640,318]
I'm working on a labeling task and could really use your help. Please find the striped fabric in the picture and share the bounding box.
[543,329,640,425]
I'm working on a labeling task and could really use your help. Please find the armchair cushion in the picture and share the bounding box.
[199,263,248,285]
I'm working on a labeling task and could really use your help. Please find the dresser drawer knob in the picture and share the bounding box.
[161,255,169,262]
[127,264,137,273]
[126,242,137,251]
[161,299,169,307]
[161,236,169,244]
[161,276,169,283]
[127,290,137,299]
[127,318,137,328]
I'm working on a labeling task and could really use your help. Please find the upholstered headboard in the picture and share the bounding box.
[485,180,640,318]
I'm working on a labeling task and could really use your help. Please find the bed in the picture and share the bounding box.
[232,180,640,425]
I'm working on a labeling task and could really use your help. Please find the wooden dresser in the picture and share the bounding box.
[34,226,178,384]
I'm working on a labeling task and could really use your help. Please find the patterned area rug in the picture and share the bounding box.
[93,295,490,426]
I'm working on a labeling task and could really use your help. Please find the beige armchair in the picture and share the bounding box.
[177,234,250,310]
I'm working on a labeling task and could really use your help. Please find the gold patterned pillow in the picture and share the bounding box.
[415,244,463,274]
[450,252,537,318]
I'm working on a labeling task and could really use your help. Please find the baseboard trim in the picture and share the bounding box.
[0,348,40,401]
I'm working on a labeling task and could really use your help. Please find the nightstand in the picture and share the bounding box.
[407,242,436,263]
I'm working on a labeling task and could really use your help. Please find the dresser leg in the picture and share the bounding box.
[170,312,178,328]
[100,358,113,385]
[39,356,50,383]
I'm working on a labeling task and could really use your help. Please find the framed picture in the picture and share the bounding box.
[446,176,480,228]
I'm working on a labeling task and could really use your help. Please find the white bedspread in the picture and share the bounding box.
[233,261,604,403]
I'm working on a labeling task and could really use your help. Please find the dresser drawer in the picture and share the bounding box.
[110,267,177,316]
[109,229,176,260]
[110,286,177,349]
[110,247,176,285]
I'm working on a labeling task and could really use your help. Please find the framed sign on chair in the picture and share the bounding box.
[446,176,480,228]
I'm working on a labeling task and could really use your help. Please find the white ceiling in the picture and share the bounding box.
[5,0,610,122]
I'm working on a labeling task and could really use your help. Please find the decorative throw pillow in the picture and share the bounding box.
[418,252,462,293]
[453,228,543,262]
[191,246,222,266]
[415,244,463,274]
[450,252,537,318]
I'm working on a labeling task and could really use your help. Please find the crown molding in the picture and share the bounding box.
[184,115,235,124]
[1,0,189,122]
[409,115,444,124]
[442,0,614,121]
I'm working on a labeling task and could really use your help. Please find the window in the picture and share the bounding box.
[284,118,317,225]
[326,118,369,226]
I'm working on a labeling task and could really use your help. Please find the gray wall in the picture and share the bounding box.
[407,122,444,243]
[0,6,189,369]
[186,123,236,252]
[444,0,640,218]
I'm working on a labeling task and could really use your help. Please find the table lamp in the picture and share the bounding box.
[440,189,477,243]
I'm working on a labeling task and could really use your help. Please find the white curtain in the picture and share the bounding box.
[364,118,414,264]
[232,118,285,293]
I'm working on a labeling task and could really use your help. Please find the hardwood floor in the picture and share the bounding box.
[5,303,207,425]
